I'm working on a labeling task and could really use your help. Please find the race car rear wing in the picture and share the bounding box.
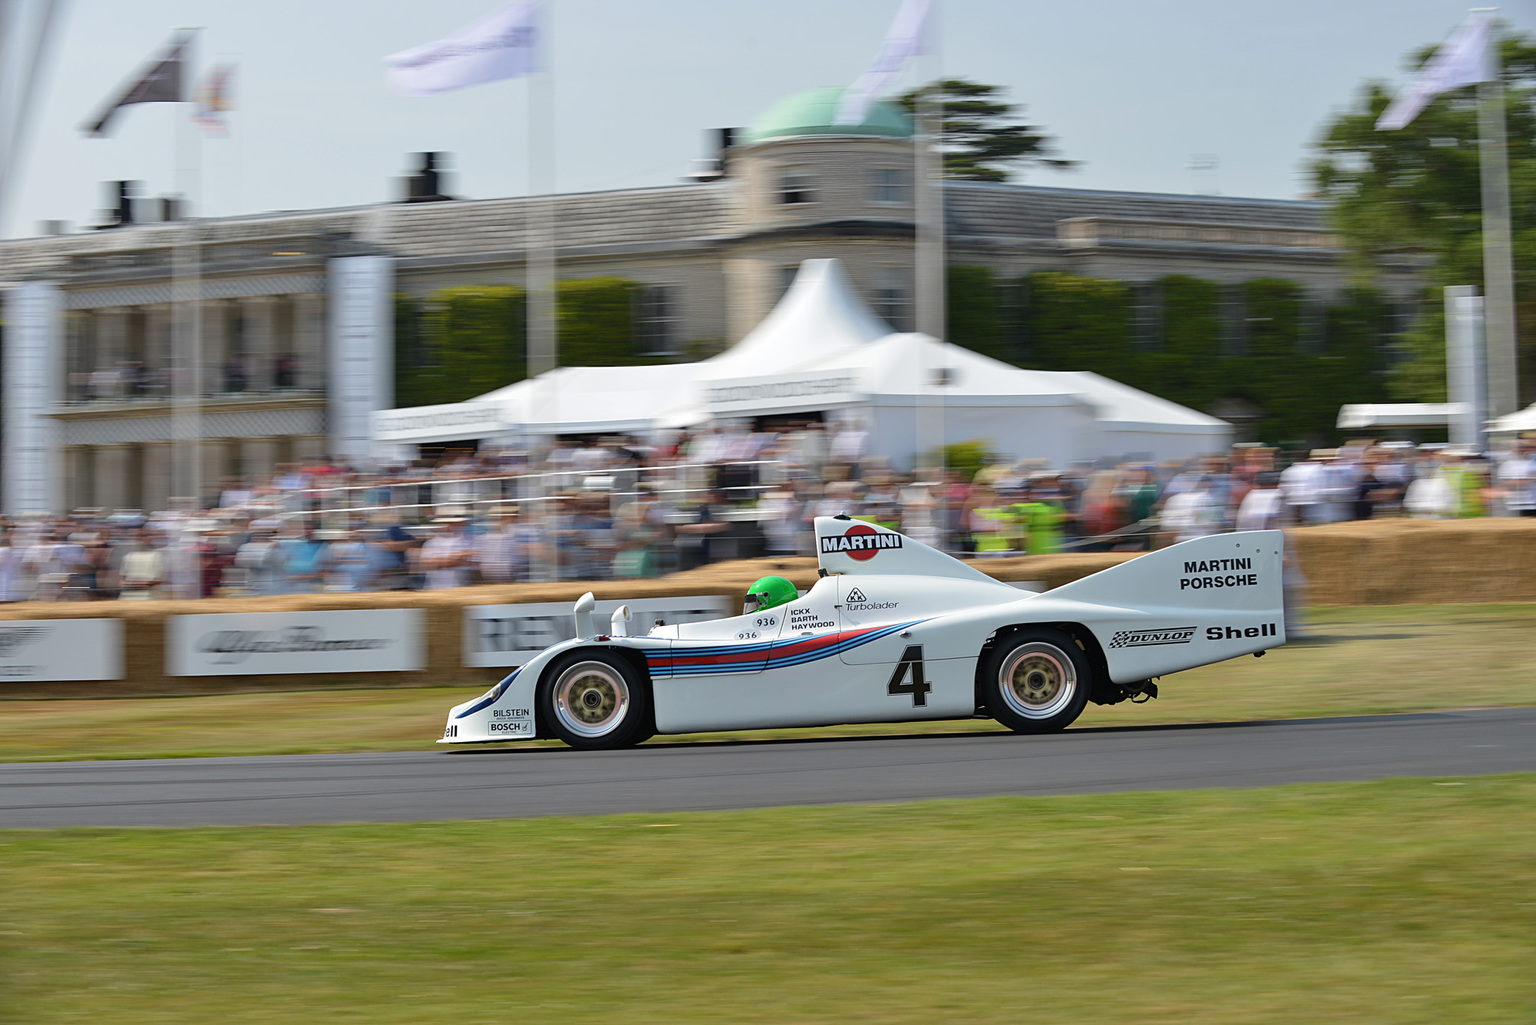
[813,516,1014,588]
[1047,530,1285,617]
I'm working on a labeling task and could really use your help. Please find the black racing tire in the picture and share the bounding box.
[980,629,1092,734]
[538,650,652,750]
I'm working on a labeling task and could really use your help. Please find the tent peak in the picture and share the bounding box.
[701,258,892,378]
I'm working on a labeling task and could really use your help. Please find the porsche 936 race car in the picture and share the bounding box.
[441,516,1286,749]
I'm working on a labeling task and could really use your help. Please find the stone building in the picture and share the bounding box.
[0,87,1413,515]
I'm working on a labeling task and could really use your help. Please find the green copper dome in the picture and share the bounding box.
[743,88,914,145]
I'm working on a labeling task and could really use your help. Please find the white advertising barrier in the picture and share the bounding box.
[167,609,424,677]
[464,596,733,668]
[0,619,122,681]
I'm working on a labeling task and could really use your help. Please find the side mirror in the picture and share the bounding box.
[573,591,597,640]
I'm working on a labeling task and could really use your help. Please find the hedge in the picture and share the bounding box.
[395,277,646,408]
[942,267,1394,446]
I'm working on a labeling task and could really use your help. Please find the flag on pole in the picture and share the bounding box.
[194,63,236,135]
[82,30,191,137]
[385,0,544,96]
[1376,17,1494,130]
[834,0,933,126]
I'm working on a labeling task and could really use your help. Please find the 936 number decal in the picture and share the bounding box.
[886,645,930,706]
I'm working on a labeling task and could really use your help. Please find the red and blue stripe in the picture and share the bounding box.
[647,621,924,678]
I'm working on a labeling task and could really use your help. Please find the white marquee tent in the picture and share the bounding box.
[1487,402,1536,435]
[372,259,1231,466]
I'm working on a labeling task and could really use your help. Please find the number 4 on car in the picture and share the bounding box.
[442,516,1287,749]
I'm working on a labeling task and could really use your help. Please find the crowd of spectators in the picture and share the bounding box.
[2,422,1533,603]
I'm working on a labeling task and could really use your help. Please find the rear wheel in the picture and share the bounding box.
[539,651,652,750]
[981,629,1091,734]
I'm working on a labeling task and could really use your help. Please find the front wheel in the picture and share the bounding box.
[980,630,1092,734]
[538,651,652,750]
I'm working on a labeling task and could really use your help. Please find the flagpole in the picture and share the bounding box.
[0,0,66,239]
[914,3,945,487]
[1475,7,1518,422]
[526,13,558,583]
[171,27,202,596]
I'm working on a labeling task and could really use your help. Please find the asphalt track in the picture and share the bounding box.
[3,707,1534,829]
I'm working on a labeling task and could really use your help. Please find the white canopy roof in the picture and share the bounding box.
[1338,403,1465,430]
[1035,371,1231,434]
[697,258,891,380]
[375,258,1231,463]
[1487,402,1536,434]
[477,362,699,434]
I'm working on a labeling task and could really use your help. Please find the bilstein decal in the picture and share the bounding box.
[820,524,902,562]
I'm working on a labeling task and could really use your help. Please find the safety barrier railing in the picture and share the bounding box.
[271,460,785,527]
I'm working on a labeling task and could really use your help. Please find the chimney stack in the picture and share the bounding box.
[399,152,454,203]
[95,180,139,229]
[682,128,739,183]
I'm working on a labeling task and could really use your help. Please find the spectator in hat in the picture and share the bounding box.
[475,505,530,584]
[1235,471,1286,531]
[119,529,168,599]
[422,517,474,590]
[234,527,284,597]
[1498,437,1536,517]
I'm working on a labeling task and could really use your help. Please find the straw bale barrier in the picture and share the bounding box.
[2,518,1532,699]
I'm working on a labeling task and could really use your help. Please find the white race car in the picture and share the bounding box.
[442,516,1285,749]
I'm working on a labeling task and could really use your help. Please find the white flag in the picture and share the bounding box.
[1376,17,1493,130]
[834,0,932,126]
[386,0,544,96]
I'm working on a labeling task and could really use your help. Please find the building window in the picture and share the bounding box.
[779,265,799,298]
[874,270,911,332]
[1220,284,1248,358]
[636,285,679,357]
[1299,298,1326,354]
[869,167,909,205]
[780,170,814,205]
[1131,282,1163,351]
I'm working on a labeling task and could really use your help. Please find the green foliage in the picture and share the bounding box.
[946,266,1002,360]
[398,285,524,408]
[1312,28,1536,401]
[986,271,1394,445]
[1388,300,1449,401]
[940,439,994,483]
[1017,271,1135,374]
[1137,275,1224,407]
[557,277,647,367]
[395,277,644,407]
[897,78,1075,182]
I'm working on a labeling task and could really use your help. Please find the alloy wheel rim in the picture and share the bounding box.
[553,662,630,737]
[998,642,1077,720]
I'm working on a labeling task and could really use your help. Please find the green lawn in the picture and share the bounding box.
[2,604,1534,762]
[2,777,1533,1024]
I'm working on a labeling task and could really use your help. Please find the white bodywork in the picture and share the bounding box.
[441,517,1285,743]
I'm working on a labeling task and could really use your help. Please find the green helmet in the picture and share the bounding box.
[743,575,798,615]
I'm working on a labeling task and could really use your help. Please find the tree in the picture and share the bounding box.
[1311,30,1536,402]
[897,78,1075,182]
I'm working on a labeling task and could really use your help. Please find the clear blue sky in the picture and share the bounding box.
[6,0,1536,238]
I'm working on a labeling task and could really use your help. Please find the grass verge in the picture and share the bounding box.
[2,776,1533,1024]
[2,603,1535,762]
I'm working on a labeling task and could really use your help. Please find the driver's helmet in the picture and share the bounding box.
[743,575,797,615]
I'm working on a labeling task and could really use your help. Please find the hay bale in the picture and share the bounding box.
[5,519,1533,698]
